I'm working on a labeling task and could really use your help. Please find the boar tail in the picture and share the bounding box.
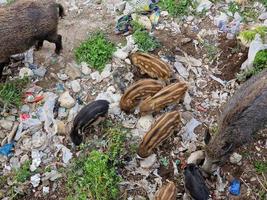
[57,3,65,19]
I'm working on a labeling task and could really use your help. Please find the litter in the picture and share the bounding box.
[0,142,15,157]
[229,179,241,196]
[181,118,202,142]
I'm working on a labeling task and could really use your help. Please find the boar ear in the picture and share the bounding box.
[204,127,211,145]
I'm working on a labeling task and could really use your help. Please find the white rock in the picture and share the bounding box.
[113,49,128,60]
[32,132,47,149]
[183,92,192,111]
[137,115,155,134]
[81,62,91,75]
[140,154,157,168]
[10,157,20,169]
[196,0,212,13]
[174,62,189,79]
[57,73,69,81]
[187,150,205,164]
[161,11,169,17]
[182,118,201,142]
[58,91,75,109]
[259,12,267,20]
[43,186,50,195]
[101,64,112,79]
[43,170,62,181]
[115,1,126,12]
[90,71,102,82]
[230,152,242,164]
[19,68,34,78]
[70,80,81,93]
[0,120,13,131]
[109,103,121,115]
[65,65,81,80]
[30,150,42,171]
[31,174,41,187]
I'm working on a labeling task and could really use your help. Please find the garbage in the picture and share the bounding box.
[56,144,73,164]
[30,149,42,171]
[229,179,241,196]
[140,154,157,169]
[31,174,41,187]
[182,118,201,142]
[196,0,212,13]
[0,142,15,157]
[241,34,267,70]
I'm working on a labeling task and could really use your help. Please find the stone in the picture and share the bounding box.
[65,65,81,80]
[81,62,91,75]
[30,150,42,172]
[33,67,47,77]
[57,73,69,81]
[31,174,41,187]
[174,62,189,79]
[259,12,267,20]
[70,80,81,93]
[32,132,47,149]
[230,152,242,164]
[43,186,50,195]
[113,49,128,60]
[0,120,13,131]
[21,105,30,113]
[10,157,21,170]
[115,1,126,12]
[137,115,155,134]
[20,154,29,164]
[161,11,168,17]
[132,14,152,30]
[58,91,75,109]
[101,64,112,79]
[187,150,205,165]
[140,154,157,168]
[56,120,66,135]
[19,67,34,78]
[90,71,102,82]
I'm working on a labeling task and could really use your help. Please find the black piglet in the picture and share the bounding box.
[70,100,110,145]
[183,163,210,200]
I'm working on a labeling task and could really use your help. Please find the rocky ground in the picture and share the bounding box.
[0,0,267,199]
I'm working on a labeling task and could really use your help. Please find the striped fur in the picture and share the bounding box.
[130,52,172,80]
[137,111,180,158]
[140,82,188,115]
[120,79,165,112]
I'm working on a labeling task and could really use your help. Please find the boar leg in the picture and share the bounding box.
[46,33,62,55]
[0,59,10,80]
[35,40,44,51]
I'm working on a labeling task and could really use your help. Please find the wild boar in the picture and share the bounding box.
[202,69,267,173]
[70,100,110,146]
[0,0,65,79]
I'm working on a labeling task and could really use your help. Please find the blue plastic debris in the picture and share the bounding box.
[229,179,241,196]
[0,142,15,157]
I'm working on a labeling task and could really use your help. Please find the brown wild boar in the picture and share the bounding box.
[0,0,65,79]
[202,69,267,173]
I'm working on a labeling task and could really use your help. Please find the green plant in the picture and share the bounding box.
[75,32,116,71]
[0,77,29,107]
[133,30,160,52]
[14,161,31,183]
[158,0,191,17]
[239,26,267,44]
[202,41,219,61]
[260,0,267,8]
[254,161,267,173]
[228,1,240,14]
[66,122,128,200]
[237,50,267,81]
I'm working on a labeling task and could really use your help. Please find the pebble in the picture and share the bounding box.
[187,150,205,165]
[0,120,13,131]
[81,62,91,75]
[43,186,50,195]
[70,80,81,93]
[113,49,128,60]
[230,152,242,165]
[140,154,157,168]
[90,71,102,82]
[33,67,47,77]
[259,12,267,20]
[31,132,47,149]
[19,67,34,78]
[57,73,69,81]
[31,174,41,187]
[65,65,81,80]
[101,64,112,79]
[21,105,30,113]
[174,62,189,79]
[137,115,155,134]
[58,91,75,109]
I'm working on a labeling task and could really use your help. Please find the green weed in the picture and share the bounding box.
[0,77,29,108]
[66,122,128,200]
[237,50,267,81]
[158,0,191,17]
[239,26,267,44]
[133,30,160,52]
[14,161,31,183]
[254,161,267,173]
[75,32,116,71]
[228,1,240,15]
[202,41,219,61]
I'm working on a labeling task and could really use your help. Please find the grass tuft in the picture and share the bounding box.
[75,32,116,71]
[158,0,191,17]
[0,77,29,108]
[66,122,128,200]
[254,161,267,174]
[237,50,267,81]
